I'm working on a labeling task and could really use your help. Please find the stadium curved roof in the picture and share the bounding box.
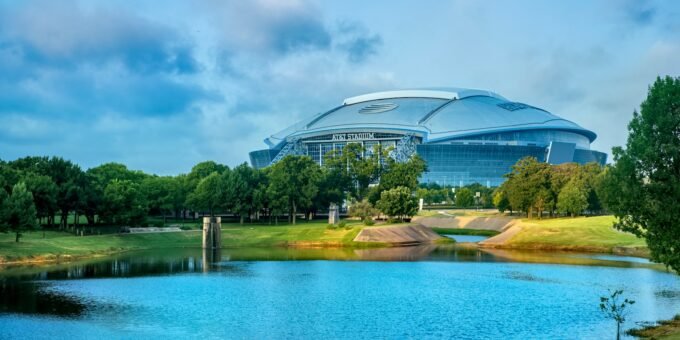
[265,88,597,147]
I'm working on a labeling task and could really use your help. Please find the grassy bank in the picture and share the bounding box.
[0,221,373,265]
[628,315,680,339]
[482,216,648,255]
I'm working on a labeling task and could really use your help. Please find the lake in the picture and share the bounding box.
[1,245,679,339]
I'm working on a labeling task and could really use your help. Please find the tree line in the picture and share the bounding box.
[0,143,427,241]
[493,157,606,218]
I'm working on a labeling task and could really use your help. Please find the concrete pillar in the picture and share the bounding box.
[202,216,221,249]
[328,203,339,225]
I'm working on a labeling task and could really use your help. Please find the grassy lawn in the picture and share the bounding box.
[505,216,646,249]
[0,220,368,264]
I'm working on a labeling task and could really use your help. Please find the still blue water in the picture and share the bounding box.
[445,234,489,243]
[1,247,679,339]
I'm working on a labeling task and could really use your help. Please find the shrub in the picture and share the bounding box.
[338,221,347,229]
[363,218,375,226]
[326,224,338,230]
[349,199,378,222]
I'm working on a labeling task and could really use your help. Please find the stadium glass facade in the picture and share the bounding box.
[250,88,607,187]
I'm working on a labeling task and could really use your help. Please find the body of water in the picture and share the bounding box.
[1,246,678,339]
[444,234,489,243]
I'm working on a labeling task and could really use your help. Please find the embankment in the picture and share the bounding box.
[353,224,447,246]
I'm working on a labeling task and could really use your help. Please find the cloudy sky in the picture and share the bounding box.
[1,0,678,175]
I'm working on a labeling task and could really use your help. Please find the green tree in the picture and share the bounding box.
[376,186,418,222]
[226,163,259,224]
[323,144,383,200]
[267,156,321,224]
[603,76,680,272]
[2,183,39,242]
[100,180,148,226]
[493,187,510,213]
[349,199,378,224]
[142,176,179,225]
[23,173,58,224]
[549,163,580,216]
[379,155,427,192]
[504,157,552,218]
[557,178,588,217]
[455,188,474,208]
[186,172,226,218]
[599,290,635,340]
[581,162,604,215]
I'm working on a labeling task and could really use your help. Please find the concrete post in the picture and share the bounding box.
[328,203,339,225]
[202,216,221,249]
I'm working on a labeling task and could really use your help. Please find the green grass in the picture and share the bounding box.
[431,228,500,236]
[0,220,376,264]
[505,216,646,249]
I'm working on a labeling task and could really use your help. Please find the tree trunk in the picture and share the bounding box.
[616,323,620,340]
[292,201,297,225]
[240,215,244,225]
[15,232,20,243]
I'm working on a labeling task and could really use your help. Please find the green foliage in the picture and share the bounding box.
[557,178,588,217]
[100,180,148,226]
[380,155,427,192]
[186,172,225,217]
[376,186,418,221]
[1,183,39,242]
[602,76,680,272]
[323,143,384,199]
[492,188,510,213]
[22,173,57,220]
[338,221,347,229]
[267,156,322,224]
[600,289,635,340]
[349,199,377,224]
[455,188,474,208]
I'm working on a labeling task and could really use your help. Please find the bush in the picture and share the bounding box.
[376,186,418,221]
[179,225,192,231]
[338,221,347,229]
[344,225,354,230]
[326,224,338,230]
[349,199,378,222]
[363,218,375,226]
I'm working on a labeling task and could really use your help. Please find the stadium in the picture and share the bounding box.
[249,88,606,187]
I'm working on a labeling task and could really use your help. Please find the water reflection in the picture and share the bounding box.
[0,244,666,321]
[0,279,86,317]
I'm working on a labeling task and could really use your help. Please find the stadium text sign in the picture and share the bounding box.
[331,133,375,141]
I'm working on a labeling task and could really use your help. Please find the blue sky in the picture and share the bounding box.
[0,0,678,175]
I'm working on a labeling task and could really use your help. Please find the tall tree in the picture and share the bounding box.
[504,157,552,218]
[603,76,680,272]
[379,155,427,192]
[226,163,258,224]
[22,173,58,224]
[557,178,588,217]
[100,179,148,226]
[186,172,225,218]
[455,188,474,208]
[267,156,321,224]
[142,176,178,224]
[2,183,38,242]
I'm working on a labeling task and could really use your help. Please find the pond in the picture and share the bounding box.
[1,246,679,339]
[444,234,489,243]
